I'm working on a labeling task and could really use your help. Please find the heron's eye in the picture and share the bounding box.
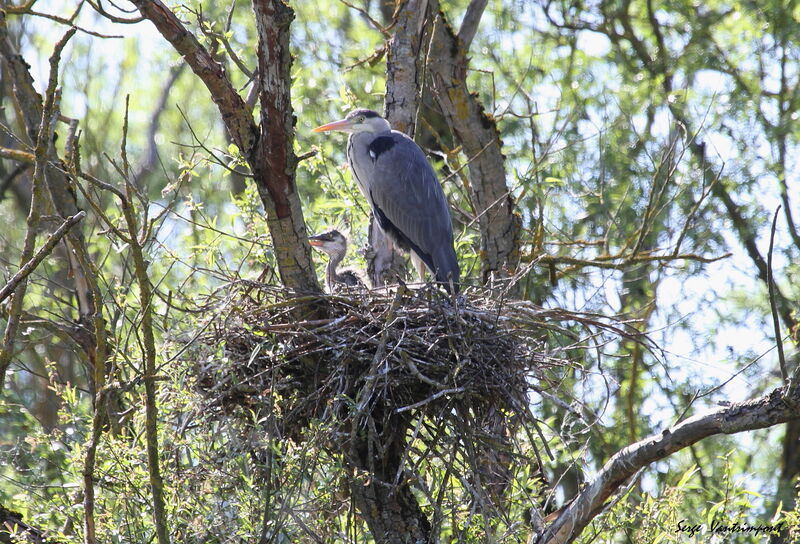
[359,116,365,122]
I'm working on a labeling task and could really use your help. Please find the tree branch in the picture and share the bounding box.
[132,0,319,292]
[457,0,487,51]
[537,384,800,544]
[427,6,521,293]
[0,146,34,163]
[0,10,107,372]
[251,0,320,292]
[0,27,75,389]
[129,0,258,153]
[131,63,185,187]
[0,210,85,304]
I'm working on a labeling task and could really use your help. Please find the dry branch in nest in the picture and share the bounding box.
[196,282,635,447]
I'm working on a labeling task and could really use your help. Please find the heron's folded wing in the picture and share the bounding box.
[368,133,454,268]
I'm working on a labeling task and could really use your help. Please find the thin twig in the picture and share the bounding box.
[767,205,787,382]
[15,10,125,38]
[394,387,466,413]
[0,211,86,304]
[339,0,391,37]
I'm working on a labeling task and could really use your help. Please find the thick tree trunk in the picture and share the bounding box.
[368,0,433,288]
[384,0,429,136]
[426,6,521,295]
[347,412,432,544]
[252,0,320,293]
[133,0,320,293]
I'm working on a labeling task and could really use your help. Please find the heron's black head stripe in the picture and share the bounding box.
[368,136,396,160]
[310,229,344,243]
[347,108,381,119]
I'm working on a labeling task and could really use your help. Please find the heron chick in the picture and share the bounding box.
[313,109,460,293]
[309,229,365,291]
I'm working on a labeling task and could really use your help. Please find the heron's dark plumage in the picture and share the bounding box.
[371,191,435,272]
[328,110,459,292]
[368,136,396,161]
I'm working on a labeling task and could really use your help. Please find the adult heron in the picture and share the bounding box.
[313,109,460,293]
[309,229,365,291]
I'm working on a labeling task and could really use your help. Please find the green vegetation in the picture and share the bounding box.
[0,0,798,542]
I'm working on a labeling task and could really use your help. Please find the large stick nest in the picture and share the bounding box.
[196,282,629,443]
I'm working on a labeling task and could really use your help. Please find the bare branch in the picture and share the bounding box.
[4,0,38,15]
[457,0,487,51]
[0,146,34,163]
[538,384,800,544]
[0,27,75,387]
[130,0,258,153]
[339,0,391,37]
[21,10,124,38]
[0,211,85,304]
[86,0,144,23]
[767,206,788,382]
[526,250,732,274]
[131,63,186,187]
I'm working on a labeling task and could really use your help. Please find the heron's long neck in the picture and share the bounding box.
[326,250,345,290]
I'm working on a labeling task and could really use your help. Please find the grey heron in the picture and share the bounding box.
[313,109,460,293]
[309,229,365,291]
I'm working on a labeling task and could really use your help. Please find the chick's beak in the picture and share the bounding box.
[312,118,352,133]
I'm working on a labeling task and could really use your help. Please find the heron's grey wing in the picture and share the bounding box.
[368,132,458,285]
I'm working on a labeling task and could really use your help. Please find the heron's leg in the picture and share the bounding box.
[410,253,427,283]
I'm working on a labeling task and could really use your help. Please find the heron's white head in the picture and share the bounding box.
[313,109,390,134]
[308,229,348,259]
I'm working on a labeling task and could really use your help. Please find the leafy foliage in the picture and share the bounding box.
[0,0,798,542]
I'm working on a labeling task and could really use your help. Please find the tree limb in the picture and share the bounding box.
[457,0,487,50]
[537,384,800,544]
[0,27,75,389]
[251,0,320,292]
[131,0,319,292]
[131,63,185,187]
[427,6,521,293]
[0,146,34,164]
[0,210,85,304]
[129,0,258,153]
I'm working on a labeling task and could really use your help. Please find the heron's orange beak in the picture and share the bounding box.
[308,239,323,247]
[312,118,351,133]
